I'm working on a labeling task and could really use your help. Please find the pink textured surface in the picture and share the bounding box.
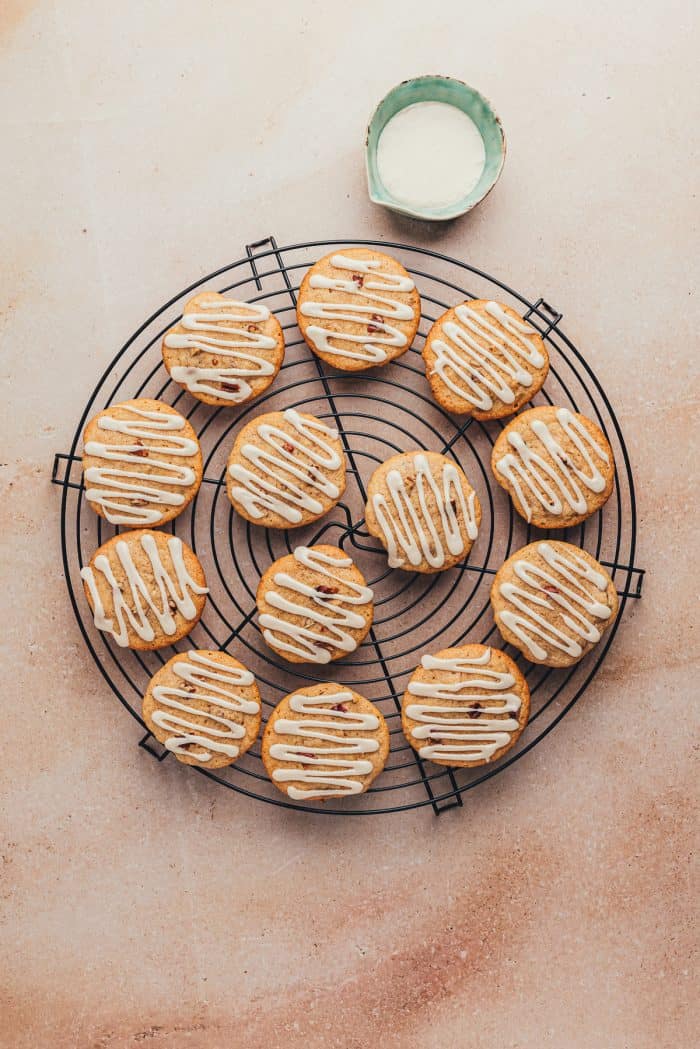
[1,1,697,1046]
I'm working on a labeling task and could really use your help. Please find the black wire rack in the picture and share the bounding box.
[53,236,644,816]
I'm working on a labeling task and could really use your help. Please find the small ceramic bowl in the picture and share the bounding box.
[365,75,506,222]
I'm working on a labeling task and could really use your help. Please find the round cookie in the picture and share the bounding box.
[402,644,530,767]
[80,528,208,650]
[257,545,373,664]
[142,650,261,769]
[82,398,202,527]
[226,408,346,528]
[162,291,284,406]
[491,405,615,528]
[365,450,481,573]
[261,683,390,801]
[422,299,549,419]
[491,540,619,668]
[296,247,421,371]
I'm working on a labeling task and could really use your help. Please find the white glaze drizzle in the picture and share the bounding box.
[495,408,610,522]
[164,298,277,403]
[259,547,373,664]
[406,649,522,762]
[371,453,478,569]
[151,651,259,762]
[84,404,199,526]
[430,301,545,411]
[299,253,416,364]
[80,533,209,647]
[497,542,613,662]
[269,689,380,800]
[228,409,343,523]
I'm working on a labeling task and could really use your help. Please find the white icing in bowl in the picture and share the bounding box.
[376,101,485,209]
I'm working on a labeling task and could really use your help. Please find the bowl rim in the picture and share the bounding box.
[365,74,506,221]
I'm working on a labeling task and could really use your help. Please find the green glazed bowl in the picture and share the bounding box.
[365,75,506,222]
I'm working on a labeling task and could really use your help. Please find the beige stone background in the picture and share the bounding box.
[1,0,698,1046]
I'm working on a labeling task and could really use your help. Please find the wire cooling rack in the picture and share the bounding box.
[53,236,644,815]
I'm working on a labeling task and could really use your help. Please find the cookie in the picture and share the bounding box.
[491,405,615,527]
[296,247,421,371]
[261,683,389,801]
[82,398,202,527]
[402,644,530,767]
[162,291,284,406]
[80,528,208,650]
[257,545,373,664]
[491,540,618,667]
[226,408,346,528]
[365,450,481,573]
[142,649,261,769]
[422,299,549,419]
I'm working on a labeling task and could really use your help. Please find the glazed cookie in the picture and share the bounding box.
[80,528,208,650]
[226,408,346,528]
[491,540,618,668]
[162,291,284,406]
[261,683,389,801]
[296,247,421,371]
[402,644,530,767]
[422,299,549,419]
[82,398,202,527]
[257,545,373,664]
[142,650,261,769]
[491,405,615,527]
[365,450,481,573]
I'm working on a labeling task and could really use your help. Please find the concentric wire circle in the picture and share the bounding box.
[55,238,640,815]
